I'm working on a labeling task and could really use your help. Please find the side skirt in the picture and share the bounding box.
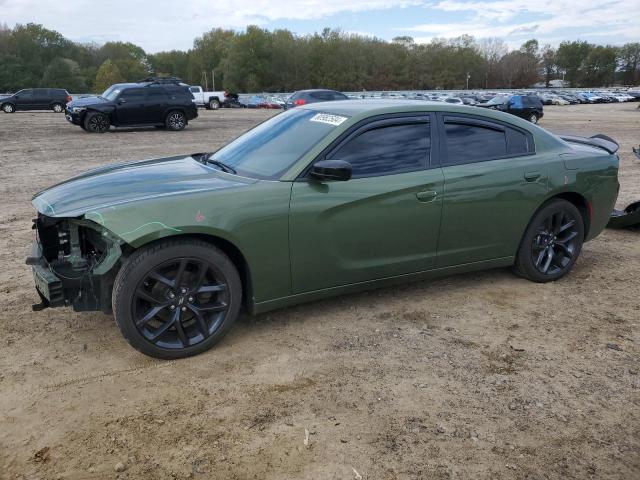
[251,256,515,315]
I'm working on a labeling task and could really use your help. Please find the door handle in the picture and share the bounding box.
[524,171,541,181]
[416,190,438,201]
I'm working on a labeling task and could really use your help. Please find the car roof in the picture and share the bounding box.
[299,99,470,116]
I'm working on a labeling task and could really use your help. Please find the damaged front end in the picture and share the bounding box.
[26,214,124,312]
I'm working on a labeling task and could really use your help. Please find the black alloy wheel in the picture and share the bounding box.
[113,239,242,359]
[166,111,186,130]
[514,199,584,282]
[133,257,230,349]
[85,112,110,133]
[531,210,580,275]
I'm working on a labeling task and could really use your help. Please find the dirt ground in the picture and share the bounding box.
[0,103,638,480]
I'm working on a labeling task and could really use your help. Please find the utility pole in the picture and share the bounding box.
[212,70,215,91]
[466,72,470,90]
[203,71,208,91]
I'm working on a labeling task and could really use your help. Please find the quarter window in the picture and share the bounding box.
[328,122,430,178]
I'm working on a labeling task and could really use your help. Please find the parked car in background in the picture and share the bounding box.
[1,88,71,113]
[243,95,282,109]
[27,100,620,359]
[284,89,349,109]
[189,86,233,110]
[443,97,464,105]
[480,94,544,123]
[65,78,197,133]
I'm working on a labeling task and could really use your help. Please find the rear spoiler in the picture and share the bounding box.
[560,134,619,154]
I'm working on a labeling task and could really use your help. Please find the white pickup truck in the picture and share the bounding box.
[188,86,227,110]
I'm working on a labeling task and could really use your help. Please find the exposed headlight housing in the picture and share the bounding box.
[71,107,86,113]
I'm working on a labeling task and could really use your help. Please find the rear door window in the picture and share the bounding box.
[443,116,533,164]
[444,119,506,164]
[327,120,430,178]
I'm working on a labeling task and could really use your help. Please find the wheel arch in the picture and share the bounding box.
[125,232,253,311]
[541,191,591,238]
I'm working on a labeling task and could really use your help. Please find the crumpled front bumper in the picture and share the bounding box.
[27,242,65,310]
[26,215,124,313]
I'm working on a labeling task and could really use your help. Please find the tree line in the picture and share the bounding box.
[0,23,639,93]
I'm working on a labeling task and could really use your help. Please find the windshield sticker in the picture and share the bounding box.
[310,113,348,126]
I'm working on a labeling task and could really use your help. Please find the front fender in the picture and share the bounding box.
[85,181,293,303]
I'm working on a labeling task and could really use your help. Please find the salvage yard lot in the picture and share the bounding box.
[0,104,638,479]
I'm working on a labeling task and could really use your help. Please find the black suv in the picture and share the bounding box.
[1,88,71,113]
[65,78,198,133]
[480,94,544,124]
[284,89,349,109]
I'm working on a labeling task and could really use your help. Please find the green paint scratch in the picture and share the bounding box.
[119,222,182,238]
[39,198,55,215]
[86,211,105,225]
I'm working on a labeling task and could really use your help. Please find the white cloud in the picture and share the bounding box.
[0,0,421,51]
[406,0,640,46]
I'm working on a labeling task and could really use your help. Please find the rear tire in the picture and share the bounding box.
[165,110,186,131]
[529,113,538,124]
[514,199,584,283]
[2,103,15,113]
[208,99,220,110]
[112,239,242,359]
[52,103,64,113]
[84,111,110,133]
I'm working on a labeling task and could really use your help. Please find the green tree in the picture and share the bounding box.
[583,46,617,86]
[541,44,556,87]
[93,59,125,92]
[42,57,86,91]
[556,40,592,87]
[619,42,640,85]
[98,41,148,81]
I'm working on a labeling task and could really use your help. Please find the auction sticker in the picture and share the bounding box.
[310,113,348,126]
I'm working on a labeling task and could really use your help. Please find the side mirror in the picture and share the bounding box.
[310,160,352,182]
[117,98,127,104]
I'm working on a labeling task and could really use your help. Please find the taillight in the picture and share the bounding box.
[66,95,72,103]
[294,99,306,106]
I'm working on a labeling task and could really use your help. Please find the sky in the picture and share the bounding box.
[1,0,639,52]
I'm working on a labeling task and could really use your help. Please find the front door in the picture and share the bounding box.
[14,89,35,110]
[289,115,444,294]
[115,88,148,125]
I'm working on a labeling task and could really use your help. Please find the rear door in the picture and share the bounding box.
[435,113,548,267]
[289,114,444,293]
[33,88,51,109]
[145,87,169,122]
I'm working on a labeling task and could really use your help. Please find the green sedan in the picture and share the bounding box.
[28,100,620,358]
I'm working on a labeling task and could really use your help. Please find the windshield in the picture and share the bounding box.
[212,108,347,180]
[102,86,122,101]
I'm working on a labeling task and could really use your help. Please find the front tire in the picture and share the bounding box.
[84,111,110,133]
[52,103,64,113]
[2,103,15,113]
[112,239,242,359]
[165,110,187,131]
[514,199,584,282]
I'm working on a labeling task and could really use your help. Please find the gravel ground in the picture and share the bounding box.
[0,103,638,480]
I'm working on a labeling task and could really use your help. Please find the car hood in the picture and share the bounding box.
[32,155,257,218]
[67,96,110,108]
